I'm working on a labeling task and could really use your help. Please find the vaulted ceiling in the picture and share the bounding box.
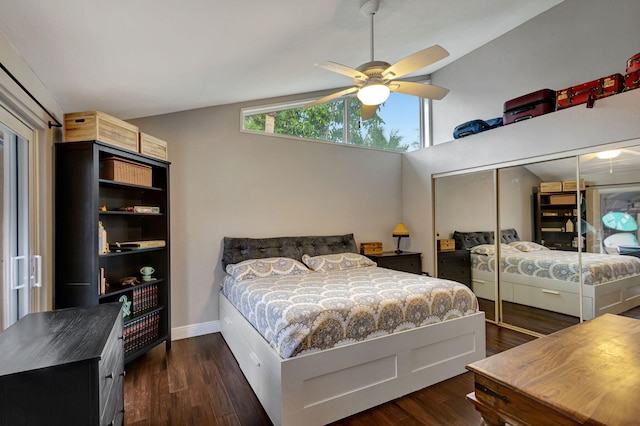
[0,0,562,119]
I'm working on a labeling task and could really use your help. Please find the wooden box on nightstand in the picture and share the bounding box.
[437,249,471,288]
[365,251,422,274]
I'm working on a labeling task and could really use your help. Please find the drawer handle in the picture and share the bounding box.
[106,372,114,379]
[118,335,124,340]
[249,352,261,367]
[541,289,560,295]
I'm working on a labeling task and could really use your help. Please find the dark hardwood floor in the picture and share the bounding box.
[124,307,640,425]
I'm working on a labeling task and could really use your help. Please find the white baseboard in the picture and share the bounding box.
[171,320,220,340]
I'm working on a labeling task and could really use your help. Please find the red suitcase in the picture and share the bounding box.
[503,89,556,125]
[625,70,640,92]
[626,52,640,74]
[556,74,624,110]
[624,52,640,92]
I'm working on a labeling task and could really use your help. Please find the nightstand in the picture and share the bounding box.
[366,251,422,274]
[437,250,471,288]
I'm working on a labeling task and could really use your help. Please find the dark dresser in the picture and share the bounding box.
[366,251,422,274]
[0,303,124,426]
[437,249,471,288]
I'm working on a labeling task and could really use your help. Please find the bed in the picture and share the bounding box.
[454,230,640,320]
[218,234,485,426]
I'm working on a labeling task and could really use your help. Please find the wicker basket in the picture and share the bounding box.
[100,157,152,186]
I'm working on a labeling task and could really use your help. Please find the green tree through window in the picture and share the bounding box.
[243,94,419,152]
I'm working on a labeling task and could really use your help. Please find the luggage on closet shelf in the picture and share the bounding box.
[503,89,556,125]
[453,120,490,139]
[556,74,624,110]
[627,52,640,74]
[624,52,640,92]
[485,117,503,128]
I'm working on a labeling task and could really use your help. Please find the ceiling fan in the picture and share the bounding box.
[303,0,450,120]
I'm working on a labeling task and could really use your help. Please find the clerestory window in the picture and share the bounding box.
[242,91,431,152]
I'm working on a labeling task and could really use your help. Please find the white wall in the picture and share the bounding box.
[404,0,640,274]
[131,101,404,332]
[431,0,640,145]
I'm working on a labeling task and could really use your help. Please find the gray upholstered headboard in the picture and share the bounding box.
[453,228,520,250]
[221,233,358,268]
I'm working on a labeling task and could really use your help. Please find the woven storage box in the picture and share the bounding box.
[562,179,585,192]
[64,111,139,153]
[139,132,168,160]
[540,181,563,193]
[549,194,576,205]
[437,239,455,252]
[100,157,152,187]
[360,242,383,255]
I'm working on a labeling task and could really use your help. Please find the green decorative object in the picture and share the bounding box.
[119,295,132,317]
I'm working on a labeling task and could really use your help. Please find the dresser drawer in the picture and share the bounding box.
[377,254,421,274]
[437,250,471,286]
[99,314,124,424]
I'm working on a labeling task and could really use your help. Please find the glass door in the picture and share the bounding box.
[1,122,38,329]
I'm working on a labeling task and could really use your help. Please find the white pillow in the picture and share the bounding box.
[604,233,639,249]
[470,244,520,256]
[509,241,550,252]
[301,252,376,272]
[226,257,309,281]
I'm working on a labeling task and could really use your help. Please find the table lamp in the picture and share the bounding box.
[393,223,410,253]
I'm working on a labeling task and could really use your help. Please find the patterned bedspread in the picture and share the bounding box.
[472,250,640,285]
[221,267,478,359]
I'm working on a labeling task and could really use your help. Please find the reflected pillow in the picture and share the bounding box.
[602,212,638,231]
[470,244,520,256]
[509,241,550,252]
[226,257,309,281]
[302,252,376,272]
[604,233,639,250]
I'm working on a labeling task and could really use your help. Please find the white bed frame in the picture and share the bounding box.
[220,294,486,426]
[472,268,640,320]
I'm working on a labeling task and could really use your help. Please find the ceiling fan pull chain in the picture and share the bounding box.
[369,12,375,62]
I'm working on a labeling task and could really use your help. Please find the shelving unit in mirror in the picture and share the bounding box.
[54,140,171,363]
[533,185,586,251]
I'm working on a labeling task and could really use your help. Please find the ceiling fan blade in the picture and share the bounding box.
[361,104,377,121]
[390,81,449,100]
[303,87,359,109]
[316,61,366,81]
[382,45,449,80]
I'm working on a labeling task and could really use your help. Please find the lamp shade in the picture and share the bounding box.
[357,82,390,106]
[392,222,410,237]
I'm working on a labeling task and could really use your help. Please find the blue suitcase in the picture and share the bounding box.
[485,117,503,128]
[453,119,490,139]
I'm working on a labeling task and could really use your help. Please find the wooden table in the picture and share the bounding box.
[466,314,640,426]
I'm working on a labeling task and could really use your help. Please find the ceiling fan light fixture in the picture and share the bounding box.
[357,82,390,105]
[596,149,621,159]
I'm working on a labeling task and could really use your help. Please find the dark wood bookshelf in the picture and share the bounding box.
[54,140,171,364]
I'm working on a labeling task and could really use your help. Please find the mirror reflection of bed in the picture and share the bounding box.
[434,143,640,336]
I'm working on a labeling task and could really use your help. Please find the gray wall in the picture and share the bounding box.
[131,102,404,332]
[405,0,640,274]
[431,0,640,145]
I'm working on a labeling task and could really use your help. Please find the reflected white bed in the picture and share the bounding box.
[468,240,640,320]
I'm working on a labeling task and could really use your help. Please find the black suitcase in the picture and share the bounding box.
[503,89,556,125]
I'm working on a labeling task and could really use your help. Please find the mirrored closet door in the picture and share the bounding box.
[434,170,497,321]
[578,143,640,320]
[497,158,580,334]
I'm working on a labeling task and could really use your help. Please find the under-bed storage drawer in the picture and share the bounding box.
[513,283,580,316]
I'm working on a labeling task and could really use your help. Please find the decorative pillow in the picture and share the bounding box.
[226,257,309,281]
[470,244,520,256]
[301,252,376,272]
[509,241,550,252]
